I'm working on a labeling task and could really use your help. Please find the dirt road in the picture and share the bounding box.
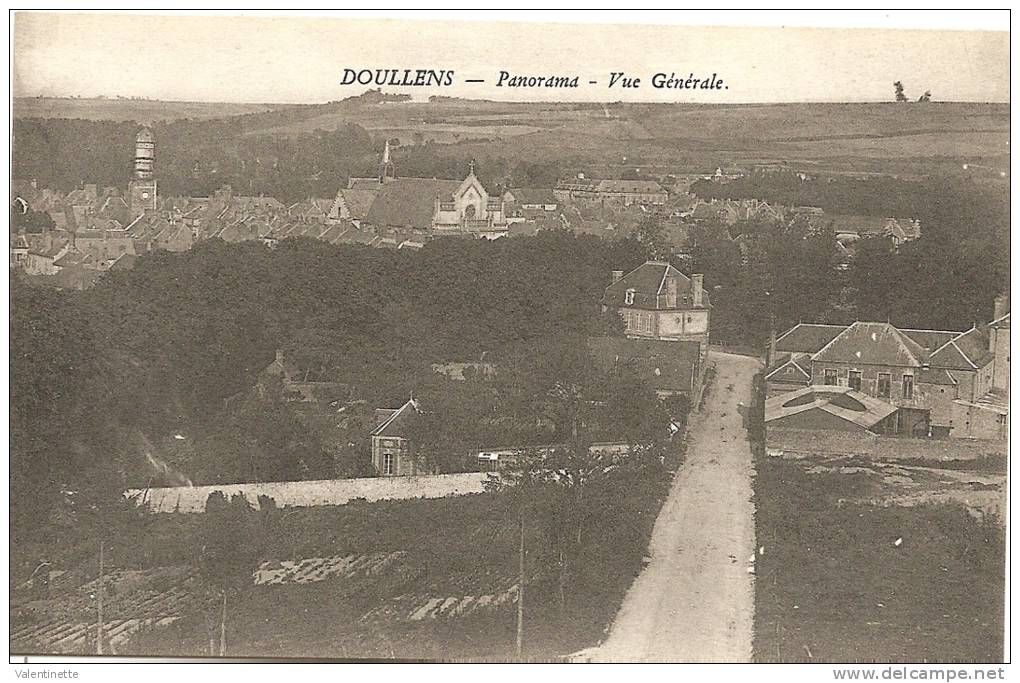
[588,351,760,662]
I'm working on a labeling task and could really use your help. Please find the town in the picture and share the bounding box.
[10,88,1008,663]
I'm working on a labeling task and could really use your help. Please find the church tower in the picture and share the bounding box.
[128,127,157,216]
[378,139,395,183]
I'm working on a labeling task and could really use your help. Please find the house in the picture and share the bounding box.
[10,235,29,269]
[328,188,378,227]
[555,176,667,208]
[258,350,349,407]
[503,188,559,222]
[601,261,711,351]
[370,398,421,476]
[767,296,1009,438]
[587,336,704,401]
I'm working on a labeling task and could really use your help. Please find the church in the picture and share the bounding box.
[329,142,509,238]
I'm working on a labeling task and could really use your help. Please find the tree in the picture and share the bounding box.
[894,81,908,102]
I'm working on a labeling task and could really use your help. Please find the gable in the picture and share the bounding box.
[812,322,924,367]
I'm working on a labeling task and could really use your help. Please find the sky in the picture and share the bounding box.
[12,12,1011,104]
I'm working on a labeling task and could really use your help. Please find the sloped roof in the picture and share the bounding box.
[365,178,461,229]
[765,385,897,430]
[900,328,961,352]
[603,261,710,310]
[812,322,926,367]
[108,252,138,271]
[765,352,812,382]
[989,312,1010,330]
[508,188,558,205]
[587,336,702,394]
[931,326,993,369]
[371,398,421,438]
[336,188,378,220]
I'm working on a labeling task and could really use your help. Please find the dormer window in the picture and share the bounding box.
[625,289,635,305]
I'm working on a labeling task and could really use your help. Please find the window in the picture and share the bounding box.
[848,370,862,391]
[877,373,891,398]
[382,452,395,476]
[902,374,914,400]
[624,289,635,305]
[824,369,838,386]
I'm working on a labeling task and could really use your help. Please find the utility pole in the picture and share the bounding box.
[96,540,104,655]
[516,505,525,660]
[219,591,227,656]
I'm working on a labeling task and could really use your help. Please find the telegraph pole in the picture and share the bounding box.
[219,591,227,656]
[516,505,525,659]
[96,540,104,655]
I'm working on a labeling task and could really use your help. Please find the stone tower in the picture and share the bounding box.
[128,127,157,216]
[378,139,395,183]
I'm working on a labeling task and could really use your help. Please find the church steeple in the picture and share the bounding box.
[378,139,395,183]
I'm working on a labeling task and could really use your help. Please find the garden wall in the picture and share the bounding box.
[126,473,490,514]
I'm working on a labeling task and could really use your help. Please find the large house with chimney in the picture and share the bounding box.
[596,261,712,406]
[766,295,1009,439]
[601,261,711,352]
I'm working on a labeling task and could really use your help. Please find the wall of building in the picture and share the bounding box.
[371,436,417,476]
[991,326,1010,391]
[127,472,489,514]
[950,402,1008,440]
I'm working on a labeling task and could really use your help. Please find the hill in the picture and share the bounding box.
[13,97,279,123]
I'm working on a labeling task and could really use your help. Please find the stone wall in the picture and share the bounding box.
[126,472,490,514]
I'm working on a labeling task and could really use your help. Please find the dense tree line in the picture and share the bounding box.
[10,231,648,538]
[685,174,1008,340]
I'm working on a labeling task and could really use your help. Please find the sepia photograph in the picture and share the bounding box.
[7,10,1011,670]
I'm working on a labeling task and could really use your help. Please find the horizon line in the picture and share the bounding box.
[12,95,1012,107]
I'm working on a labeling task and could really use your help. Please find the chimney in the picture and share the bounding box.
[611,270,624,284]
[665,275,678,308]
[994,293,1009,320]
[692,274,704,307]
[275,349,285,365]
[768,328,777,367]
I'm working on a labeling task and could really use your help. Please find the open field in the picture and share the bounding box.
[14,97,1008,178]
[13,448,676,660]
[13,97,277,123]
[754,454,1005,663]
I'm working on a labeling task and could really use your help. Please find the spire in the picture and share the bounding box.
[468,159,476,176]
[382,139,391,165]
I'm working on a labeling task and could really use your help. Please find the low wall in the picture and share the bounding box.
[126,472,491,514]
[767,428,1006,461]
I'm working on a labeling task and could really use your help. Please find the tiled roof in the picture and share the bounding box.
[507,188,557,205]
[774,323,852,355]
[365,178,461,229]
[371,399,420,438]
[603,261,710,310]
[335,188,378,220]
[765,385,897,430]
[812,322,926,367]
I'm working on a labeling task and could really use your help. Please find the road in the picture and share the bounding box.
[588,350,760,662]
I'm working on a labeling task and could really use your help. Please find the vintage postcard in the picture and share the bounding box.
[8,10,1010,670]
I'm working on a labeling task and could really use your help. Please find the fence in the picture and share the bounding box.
[126,472,491,514]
